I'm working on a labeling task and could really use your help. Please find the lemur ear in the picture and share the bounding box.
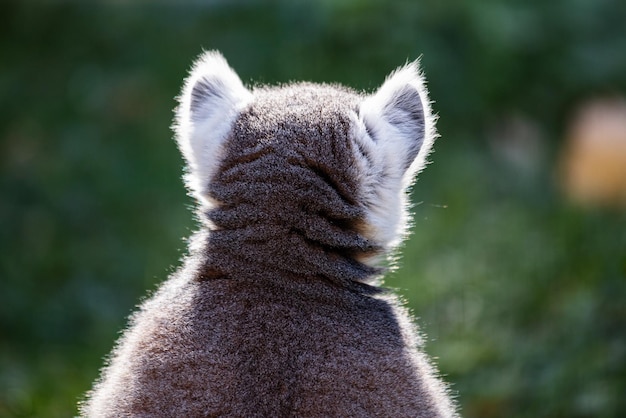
[354,62,436,252]
[359,61,435,180]
[175,51,252,201]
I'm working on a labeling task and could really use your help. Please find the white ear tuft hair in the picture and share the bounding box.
[360,60,436,184]
[356,61,437,252]
[175,50,252,202]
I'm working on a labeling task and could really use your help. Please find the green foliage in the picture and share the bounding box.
[1,1,625,416]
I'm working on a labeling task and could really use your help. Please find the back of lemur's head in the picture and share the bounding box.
[174,51,436,284]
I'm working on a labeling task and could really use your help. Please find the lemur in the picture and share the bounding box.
[81,51,457,417]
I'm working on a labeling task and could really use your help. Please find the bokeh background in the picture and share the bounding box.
[2,1,626,417]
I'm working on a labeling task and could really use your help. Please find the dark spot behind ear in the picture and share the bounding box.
[385,85,424,131]
[190,77,226,115]
[385,85,426,168]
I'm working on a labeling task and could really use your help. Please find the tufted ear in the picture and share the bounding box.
[359,61,435,183]
[354,61,437,253]
[175,51,252,201]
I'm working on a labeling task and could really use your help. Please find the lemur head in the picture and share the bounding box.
[174,51,436,271]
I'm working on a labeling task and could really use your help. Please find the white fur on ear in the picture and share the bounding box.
[356,61,437,252]
[360,60,436,182]
[175,51,252,202]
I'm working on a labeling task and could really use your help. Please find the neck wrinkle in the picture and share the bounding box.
[197,213,384,294]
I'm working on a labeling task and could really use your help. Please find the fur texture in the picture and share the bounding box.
[81,51,456,417]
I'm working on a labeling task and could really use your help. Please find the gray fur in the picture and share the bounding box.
[380,85,426,169]
[81,52,457,417]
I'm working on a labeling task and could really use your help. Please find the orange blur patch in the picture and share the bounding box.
[560,98,626,208]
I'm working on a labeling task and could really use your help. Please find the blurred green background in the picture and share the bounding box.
[2,0,626,417]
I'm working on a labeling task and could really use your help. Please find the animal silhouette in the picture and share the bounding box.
[81,51,457,417]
